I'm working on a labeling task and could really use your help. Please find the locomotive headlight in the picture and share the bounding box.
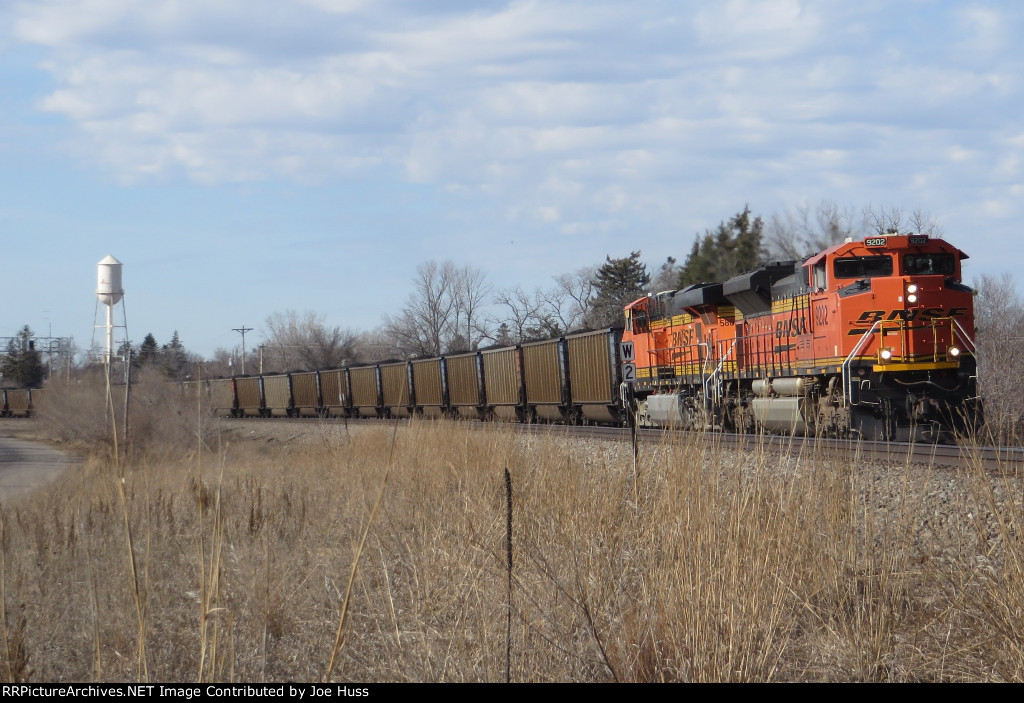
[906,283,919,304]
[907,284,918,294]
[906,293,918,304]
[880,349,893,361]
[948,346,961,358]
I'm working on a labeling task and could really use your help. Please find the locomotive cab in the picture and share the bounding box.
[797,234,978,438]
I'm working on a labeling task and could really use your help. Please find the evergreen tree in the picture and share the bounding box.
[1,326,45,388]
[161,331,190,378]
[116,340,137,367]
[494,323,514,347]
[138,333,159,366]
[678,206,766,287]
[524,316,563,342]
[586,251,651,328]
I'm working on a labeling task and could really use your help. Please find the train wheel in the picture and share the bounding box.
[722,394,754,434]
[685,395,714,431]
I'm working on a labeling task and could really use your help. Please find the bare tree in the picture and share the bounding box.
[765,200,861,260]
[908,208,943,236]
[496,265,599,342]
[262,310,360,371]
[546,266,597,331]
[864,204,942,236]
[451,264,492,351]
[206,348,228,378]
[205,347,249,378]
[649,257,680,293]
[766,201,944,260]
[382,261,457,357]
[495,285,555,342]
[974,274,1024,436]
[381,260,492,356]
[356,328,405,362]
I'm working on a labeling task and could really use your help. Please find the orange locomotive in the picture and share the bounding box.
[621,233,980,440]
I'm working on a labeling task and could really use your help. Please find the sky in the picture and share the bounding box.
[1,0,1022,358]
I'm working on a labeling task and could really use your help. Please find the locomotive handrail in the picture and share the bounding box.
[649,341,705,379]
[743,329,790,378]
[950,318,978,356]
[703,338,738,407]
[842,321,883,407]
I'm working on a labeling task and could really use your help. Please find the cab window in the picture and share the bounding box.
[811,261,827,290]
[903,253,955,276]
[833,255,893,279]
[632,309,650,334]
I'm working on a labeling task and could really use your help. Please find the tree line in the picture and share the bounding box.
[235,201,954,366]
[102,200,957,376]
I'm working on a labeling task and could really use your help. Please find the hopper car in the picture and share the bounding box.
[183,328,626,426]
[0,388,43,417]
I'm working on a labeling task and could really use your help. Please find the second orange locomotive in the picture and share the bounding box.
[622,232,979,440]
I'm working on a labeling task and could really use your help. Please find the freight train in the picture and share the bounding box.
[187,232,981,441]
[0,388,43,417]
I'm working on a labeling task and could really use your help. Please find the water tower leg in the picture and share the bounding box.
[106,304,114,370]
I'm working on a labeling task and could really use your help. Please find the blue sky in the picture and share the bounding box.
[1,0,1022,357]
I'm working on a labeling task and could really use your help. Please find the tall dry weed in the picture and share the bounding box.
[951,449,1024,680]
[36,370,218,460]
[1,410,1023,681]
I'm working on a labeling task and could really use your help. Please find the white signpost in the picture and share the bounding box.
[620,341,636,383]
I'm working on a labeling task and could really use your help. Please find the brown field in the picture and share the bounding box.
[0,376,1022,682]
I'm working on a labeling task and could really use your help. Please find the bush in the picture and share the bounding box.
[36,368,218,459]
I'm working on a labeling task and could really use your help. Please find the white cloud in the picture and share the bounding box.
[14,0,136,45]
[294,0,369,13]
[476,81,636,125]
[383,0,596,70]
[693,0,822,59]
[955,6,1007,55]
[6,0,1024,251]
[948,146,975,163]
[982,199,1012,218]
[537,205,560,222]
[874,66,1006,105]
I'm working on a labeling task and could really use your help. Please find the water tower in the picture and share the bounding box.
[94,255,127,368]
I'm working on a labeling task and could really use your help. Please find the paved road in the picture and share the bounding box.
[0,437,78,501]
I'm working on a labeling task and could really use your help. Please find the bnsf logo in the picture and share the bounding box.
[847,307,968,333]
[775,316,809,339]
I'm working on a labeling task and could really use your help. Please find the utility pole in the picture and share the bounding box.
[233,325,254,375]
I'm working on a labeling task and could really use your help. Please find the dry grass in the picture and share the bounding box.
[1,377,1023,681]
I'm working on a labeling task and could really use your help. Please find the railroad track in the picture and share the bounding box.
[517,422,1023,471]
[220,415,1024,472]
